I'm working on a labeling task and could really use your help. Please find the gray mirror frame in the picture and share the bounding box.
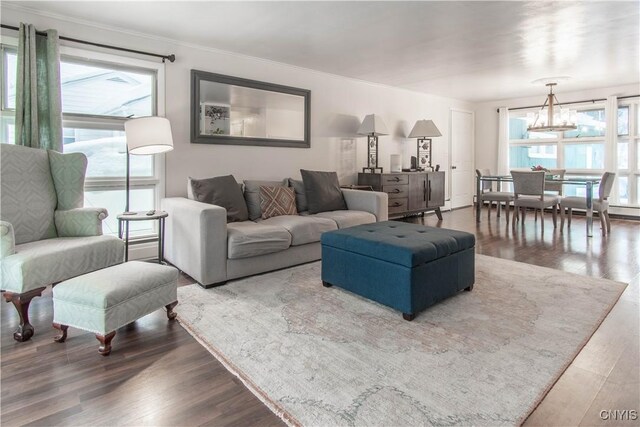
[191,70,311,148]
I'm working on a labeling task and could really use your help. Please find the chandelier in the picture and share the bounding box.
[527,83,577,132]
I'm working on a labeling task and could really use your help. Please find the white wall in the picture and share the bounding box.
[1,7,472,198]
[474,84,639,173]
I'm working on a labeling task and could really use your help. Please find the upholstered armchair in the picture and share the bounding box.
[0,144,124,341]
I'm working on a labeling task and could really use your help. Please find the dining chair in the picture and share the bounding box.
[475,169,514,222]
[544,169,566,195]
[559,172,616,235]
[511,170,559,232]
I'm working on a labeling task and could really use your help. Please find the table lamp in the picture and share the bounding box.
[123,117,174,215]
[357,114,388,173]
[408,119,441,170]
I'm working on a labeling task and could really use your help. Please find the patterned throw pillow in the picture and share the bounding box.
[260,186,297,219]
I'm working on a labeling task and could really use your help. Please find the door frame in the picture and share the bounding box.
[448,108,475,208]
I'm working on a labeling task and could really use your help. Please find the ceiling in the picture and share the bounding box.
[4,1,639,102]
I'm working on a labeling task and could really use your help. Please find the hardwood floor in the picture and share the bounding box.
[1,206,638,426]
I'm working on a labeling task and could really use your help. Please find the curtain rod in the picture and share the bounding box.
[496,94,640,113]
[1,23,175,63]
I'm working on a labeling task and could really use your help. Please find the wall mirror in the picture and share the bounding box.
[191,70,311,148]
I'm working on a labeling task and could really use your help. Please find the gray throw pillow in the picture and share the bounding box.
[300,169,347,214]
[243,179,288,220]
[190,175,249,223]
[288,178,308,213]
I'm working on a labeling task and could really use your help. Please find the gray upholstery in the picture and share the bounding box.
[288,178,308,212]
[545,169,566,196]
[559,172,615,234]
[53,261,178,335]
[511,170,559,230]
[227,221,292,259]
[243,179,288,220]
[313,210,377,228]
[162,188,387,287]
[259,215,337,246]
[476,169,514,222]
[0,144,123,295]
[342,189,388,221]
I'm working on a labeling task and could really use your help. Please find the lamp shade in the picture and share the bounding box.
[357,114,389,136]
[125,117,174,155]
[408,120,442,138]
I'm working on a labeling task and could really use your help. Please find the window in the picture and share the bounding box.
[509,100,640,211]
[1,43,164,238]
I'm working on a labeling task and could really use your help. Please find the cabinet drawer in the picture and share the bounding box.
[383,184,409,198]
[388,198,408,214]
[381,174,408,185]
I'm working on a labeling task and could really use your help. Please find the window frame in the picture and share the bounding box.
[1,38,167,239]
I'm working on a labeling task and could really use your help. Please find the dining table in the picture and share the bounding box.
[476,175,602,237]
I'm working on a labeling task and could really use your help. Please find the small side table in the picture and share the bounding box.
[117,211,168,263]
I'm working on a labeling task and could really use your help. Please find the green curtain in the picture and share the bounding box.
[14,23,63,152]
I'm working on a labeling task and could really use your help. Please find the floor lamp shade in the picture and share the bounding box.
[358,114,388,172]
[409,120,441,170]
[123,117,174,214]
[125,117,174,155]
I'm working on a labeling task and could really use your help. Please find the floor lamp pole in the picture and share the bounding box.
[122,151,135,215]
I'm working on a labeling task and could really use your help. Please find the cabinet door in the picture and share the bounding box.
[408,174,427,211]
[427,172,445,207]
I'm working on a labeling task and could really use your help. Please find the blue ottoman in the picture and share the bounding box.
[321,221,475,320]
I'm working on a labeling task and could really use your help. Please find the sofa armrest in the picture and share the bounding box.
[161,197,228,286]
[0,221,15,259]
[55,208,107,237]
[342,189,388,221]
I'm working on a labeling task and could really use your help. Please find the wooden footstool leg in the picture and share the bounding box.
[53,323,68,343]
[96,331,116,356]
[322,281,333,287]
[403,313,415,321]
[166,301,178,320]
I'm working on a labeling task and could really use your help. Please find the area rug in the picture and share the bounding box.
[176,255,626,426]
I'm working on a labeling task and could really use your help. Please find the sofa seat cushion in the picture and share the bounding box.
[560,196,608,210]
[313,210,376,229]
[53,261,178,335]
[1,235,124,294]
[320,221,475,268]
[227,222,292,259]
[259,215,337,246]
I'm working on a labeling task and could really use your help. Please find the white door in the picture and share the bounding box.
[450,109,474,208]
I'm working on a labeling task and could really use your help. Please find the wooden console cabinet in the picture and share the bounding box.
[358,171,445,219]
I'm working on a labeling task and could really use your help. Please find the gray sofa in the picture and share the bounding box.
[161,186,388,288]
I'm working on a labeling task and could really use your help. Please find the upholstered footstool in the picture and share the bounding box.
[321,221,475,321]
[52,261,179,355]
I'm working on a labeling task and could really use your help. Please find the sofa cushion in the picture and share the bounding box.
[259,215,337,246]
[288,178,308,213]
[190,175,249,223]
[260,186,297,219]
[1,235,124,294]
[300,170,347,214]
[227,222,292,259]
[313,210,377,229]
[243,179,288,220]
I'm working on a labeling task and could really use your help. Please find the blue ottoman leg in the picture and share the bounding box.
[403,313,415,321]
[465,284,474,291]
[322,281,333,288]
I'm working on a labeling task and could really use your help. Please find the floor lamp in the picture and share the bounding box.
[122,117,174,215]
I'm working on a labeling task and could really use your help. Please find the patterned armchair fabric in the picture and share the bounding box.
[0,144,124,294]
